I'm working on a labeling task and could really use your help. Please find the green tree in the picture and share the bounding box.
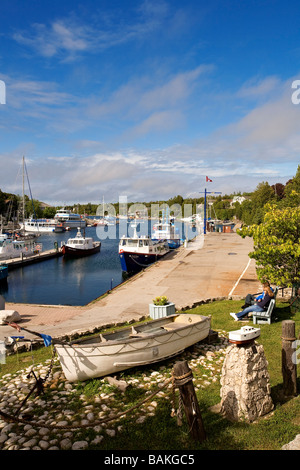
[238,204,300,288]
[43,207,56,218]
[283,164,300,207]
[25,198,43,218]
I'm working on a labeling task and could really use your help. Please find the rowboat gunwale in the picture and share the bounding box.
[64,314,210,349]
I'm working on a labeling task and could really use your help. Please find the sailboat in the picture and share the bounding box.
[0,158,42,258]
[18,157,63,234]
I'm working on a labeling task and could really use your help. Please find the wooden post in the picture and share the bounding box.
[282,320,297,397]
[173,361,206,442]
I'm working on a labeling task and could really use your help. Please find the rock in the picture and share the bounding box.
[220,343,273,422]
[91,436,103,445]
[136,416,147,424]
[0,433,8,444]
[282,434,300,450]
[0,310,21,325]
[22,438,38,448]
[39,440,50,450]
[38,427,49,437]
[72,440,89,450]
[25,428,37,437]
[60,438,72,450]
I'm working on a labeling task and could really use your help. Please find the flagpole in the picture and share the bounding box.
[204,188,207,234]
[200,177,221,235]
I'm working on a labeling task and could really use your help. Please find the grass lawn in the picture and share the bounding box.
[0,298,299,450]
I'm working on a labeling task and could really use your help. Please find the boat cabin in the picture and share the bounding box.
[119,236,167,254]
[66,237,94,250]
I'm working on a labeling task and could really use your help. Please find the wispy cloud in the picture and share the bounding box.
[12,2,172,62]
[86,65,213,137]
[13,20,98,61]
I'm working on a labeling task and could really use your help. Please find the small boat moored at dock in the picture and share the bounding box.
[61,228,101,257]
[152,218,181,249]
[0,232,41,260]
[119,223,170,274]
[21,218,67,233]
[55,313,211,381]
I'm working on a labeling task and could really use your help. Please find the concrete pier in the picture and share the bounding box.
[0,232,260,342]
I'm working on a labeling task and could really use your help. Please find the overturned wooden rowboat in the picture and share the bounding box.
[55,313,211,382]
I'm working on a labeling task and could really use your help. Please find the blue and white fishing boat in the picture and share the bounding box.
[119,223,170,274]
[152,209,181,249]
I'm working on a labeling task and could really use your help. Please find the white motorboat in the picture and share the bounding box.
[61,228,101,257]
[55,313,211,382]
[229,326,261,345]
[21,218,66,233]
[54,208,86,229]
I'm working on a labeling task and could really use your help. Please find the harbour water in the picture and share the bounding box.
[0,220,201,306]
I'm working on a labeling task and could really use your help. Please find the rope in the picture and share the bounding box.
[0,361,195,431]
[172,369,193,386]
[129,255,154,268]
[0,375,174,431]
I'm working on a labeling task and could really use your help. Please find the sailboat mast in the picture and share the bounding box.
[22,156,25,225]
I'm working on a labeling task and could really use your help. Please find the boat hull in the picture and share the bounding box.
[62,243,101,257]
[58,220,86,229]
[55,314,211,382]
[119,251,168,274]
[0,265,8,282]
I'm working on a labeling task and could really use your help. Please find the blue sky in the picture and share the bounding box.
[0,0,300,205]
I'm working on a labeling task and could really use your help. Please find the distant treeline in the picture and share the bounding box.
[1,165,299,226]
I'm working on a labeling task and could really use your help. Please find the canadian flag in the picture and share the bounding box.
[206,176,212,182]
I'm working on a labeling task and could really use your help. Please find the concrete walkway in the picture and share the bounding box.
[0,232,260,342]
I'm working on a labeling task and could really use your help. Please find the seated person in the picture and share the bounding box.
[230,286,274,321]
[241,281,273,308]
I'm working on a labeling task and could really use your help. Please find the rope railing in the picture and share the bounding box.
[0,354,187,432]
